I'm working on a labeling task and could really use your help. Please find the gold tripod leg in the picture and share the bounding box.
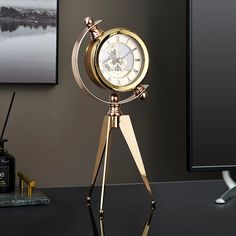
[99,217,105,236]
[99,116,112,216]
[141,208,155,236]
[87,116,112,204]
[119,115,155,205]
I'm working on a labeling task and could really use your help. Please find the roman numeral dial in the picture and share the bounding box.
[93,29,149,92]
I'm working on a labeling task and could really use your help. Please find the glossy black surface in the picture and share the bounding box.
[188,0,236,170]
[0,181,235,235]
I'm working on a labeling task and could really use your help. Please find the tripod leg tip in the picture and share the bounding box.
[151,200,156,209]
[86,197,91,206]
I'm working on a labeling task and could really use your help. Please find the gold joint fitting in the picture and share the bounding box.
[84,16,103,40]
[134,84,148,100]
[107,94,122,124]
[111,116,119,128]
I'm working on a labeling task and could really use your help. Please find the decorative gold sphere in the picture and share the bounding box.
[84,17,94,27]
[134,85,148,100]
[139,91,148,100]
[110,94,119,103]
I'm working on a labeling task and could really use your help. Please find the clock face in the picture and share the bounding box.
[97,33,144,88]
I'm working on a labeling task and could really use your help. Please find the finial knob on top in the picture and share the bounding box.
[84,16,94,27]
[84,16,102,40]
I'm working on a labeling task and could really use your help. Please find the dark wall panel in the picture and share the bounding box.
[0,0,219,187]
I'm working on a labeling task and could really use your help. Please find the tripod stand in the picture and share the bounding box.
[86,94,156,215]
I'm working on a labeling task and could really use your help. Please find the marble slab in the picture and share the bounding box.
[0,188,50,207]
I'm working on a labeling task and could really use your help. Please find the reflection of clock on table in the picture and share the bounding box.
[72,17,155,216]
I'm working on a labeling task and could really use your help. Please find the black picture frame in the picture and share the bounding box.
[0,0,59,85]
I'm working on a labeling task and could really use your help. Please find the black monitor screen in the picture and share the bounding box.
[188,0,236,170]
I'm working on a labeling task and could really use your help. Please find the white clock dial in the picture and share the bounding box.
[98,33,144,87]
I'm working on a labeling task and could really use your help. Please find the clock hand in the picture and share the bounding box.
[102,49,117,64]
[121,50,132,60]
[103,56,111,64]
[115,43,119,58]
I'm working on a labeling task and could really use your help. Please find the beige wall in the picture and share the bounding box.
[0,0,219,187]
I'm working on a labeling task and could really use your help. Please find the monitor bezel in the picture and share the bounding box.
[187,0,236,171]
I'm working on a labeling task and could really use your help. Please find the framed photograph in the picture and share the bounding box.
[0,0,58,84]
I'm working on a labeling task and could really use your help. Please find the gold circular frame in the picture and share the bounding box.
[85,28,149,92]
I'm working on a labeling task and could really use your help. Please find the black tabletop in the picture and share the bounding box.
[0,180,235,236]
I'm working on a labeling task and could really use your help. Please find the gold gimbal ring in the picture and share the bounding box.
[71,20,149,105]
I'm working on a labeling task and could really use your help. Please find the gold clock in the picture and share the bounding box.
[85,26,149,92]
[71,17,155,216]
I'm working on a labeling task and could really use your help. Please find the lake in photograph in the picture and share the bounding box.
[0,0,57,83]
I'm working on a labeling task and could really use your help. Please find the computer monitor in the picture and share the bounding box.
[187,0,236,171]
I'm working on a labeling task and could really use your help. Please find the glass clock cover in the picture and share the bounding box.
[97,33,145,87]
